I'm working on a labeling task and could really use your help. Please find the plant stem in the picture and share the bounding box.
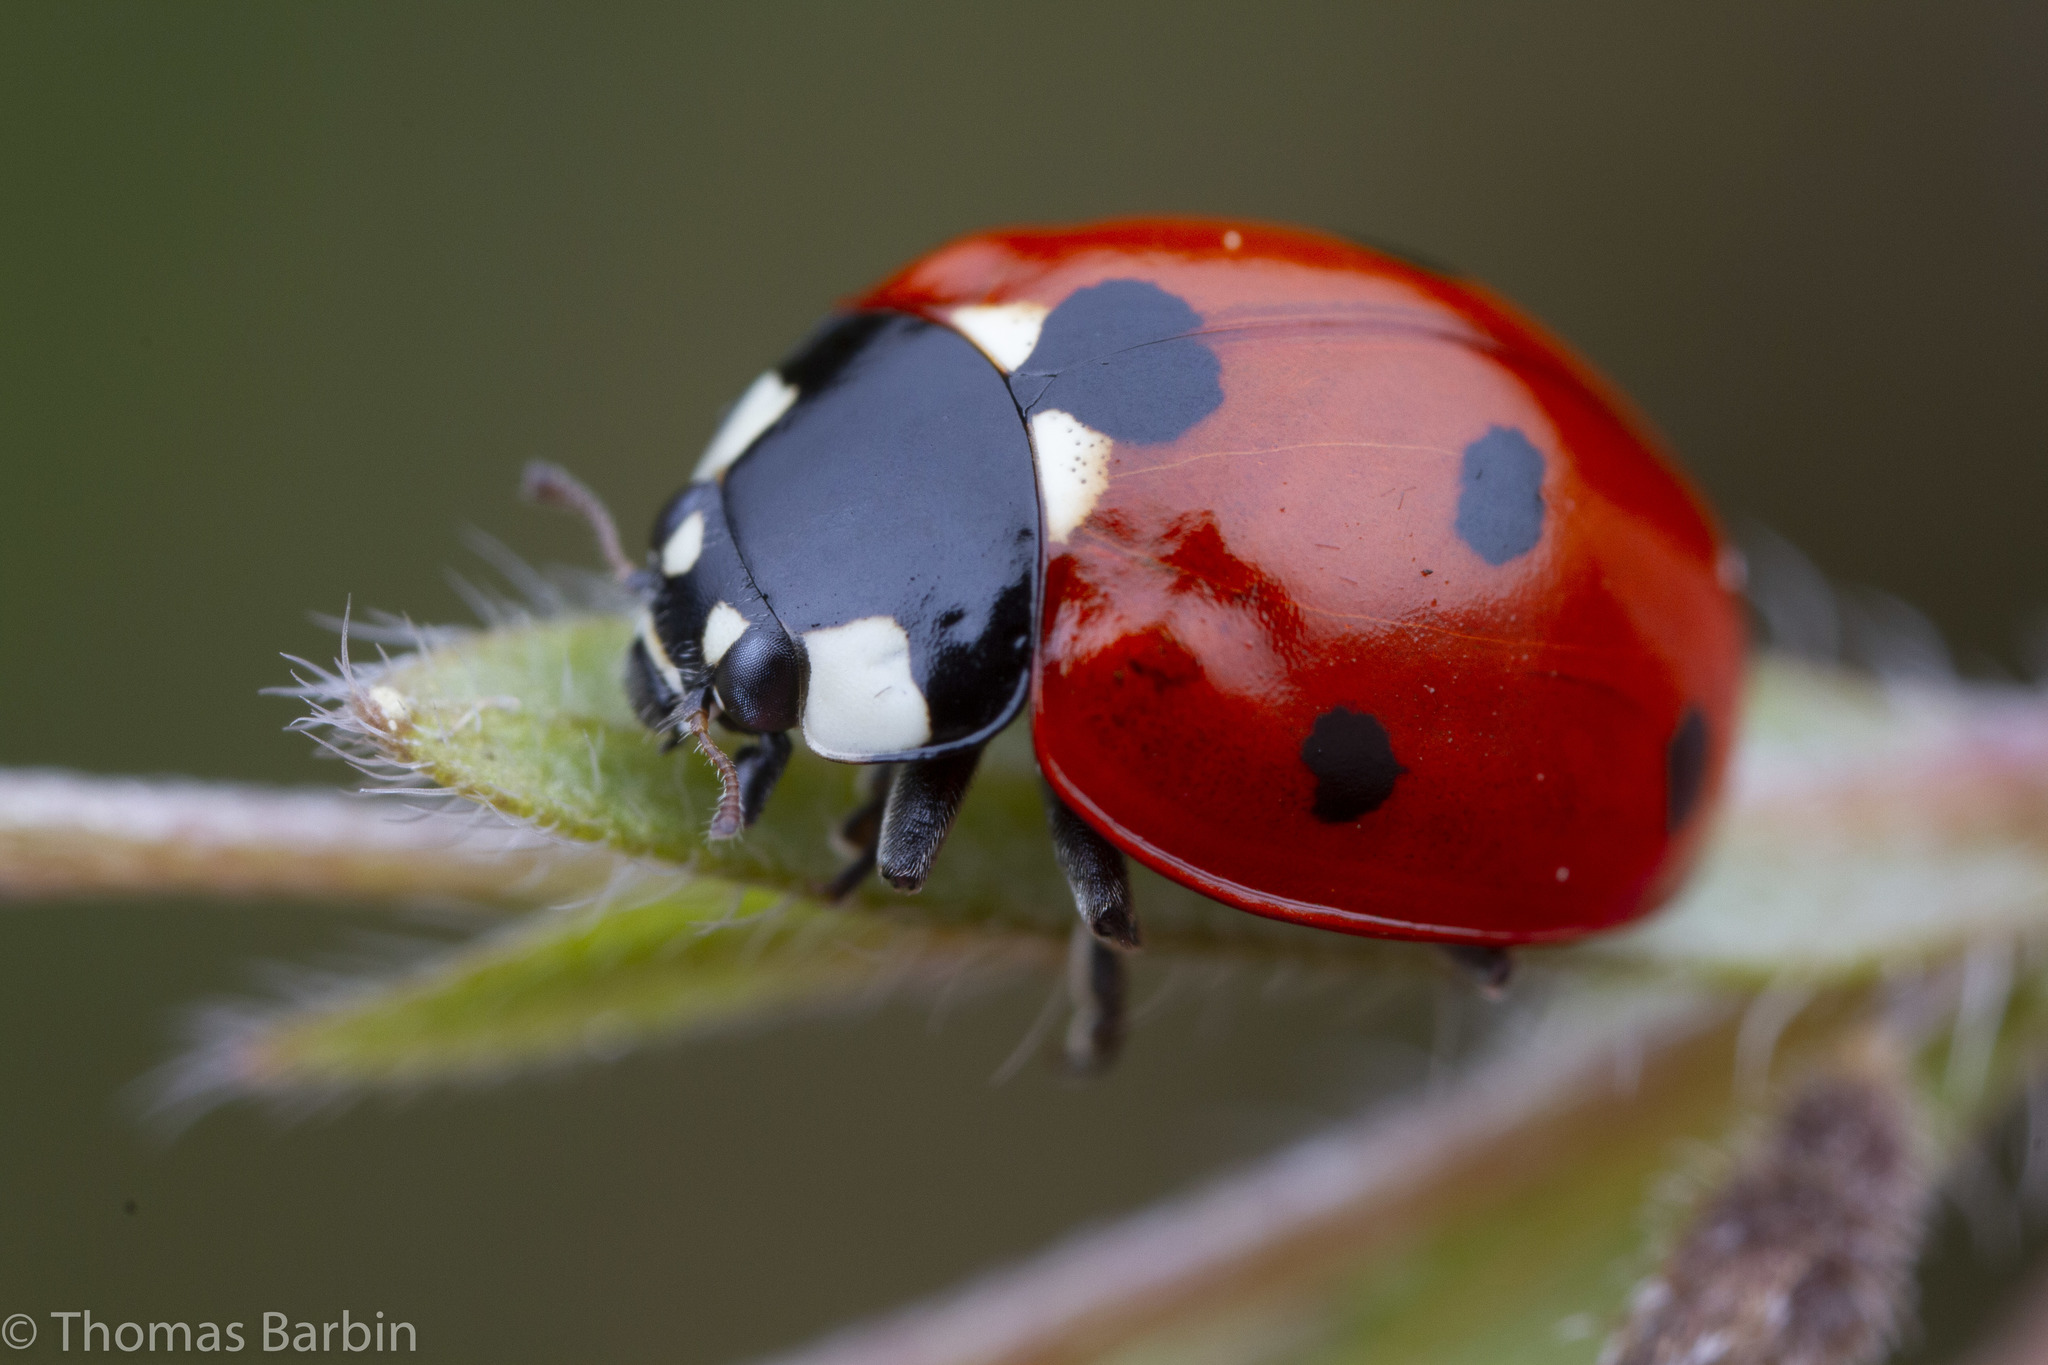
[0,769,615,907]
[753,990,1732,1365]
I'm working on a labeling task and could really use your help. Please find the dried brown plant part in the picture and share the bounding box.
[1604,1043,1929,1365]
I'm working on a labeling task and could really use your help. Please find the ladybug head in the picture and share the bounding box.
[628,481,802,741]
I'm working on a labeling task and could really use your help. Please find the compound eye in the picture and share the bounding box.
[713,628,802,734]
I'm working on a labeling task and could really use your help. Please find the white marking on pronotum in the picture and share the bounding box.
[701,601,749,667]
[661,510,705,577]
[637,612,685,694]
[799,615,930,759]
[1029,408,1114,542]
[946,302,1049,373]
[694,371,798,481]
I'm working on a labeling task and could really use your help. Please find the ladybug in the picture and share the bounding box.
[537,219,1743,1051]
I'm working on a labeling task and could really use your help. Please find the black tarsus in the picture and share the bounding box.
[876,746,984,892]
[733,730,793,828]
[821,764,894,901]
[1044,786,1140,948]
[1441,944,1514,999]
[1063,923,1127,1073]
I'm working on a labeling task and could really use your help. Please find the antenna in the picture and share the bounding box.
[521,461,638,583]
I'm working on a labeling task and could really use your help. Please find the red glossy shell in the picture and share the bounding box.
[861,220,1745,945]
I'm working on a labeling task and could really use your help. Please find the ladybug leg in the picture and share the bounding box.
[1063,923,1126,1073]
[732,730,792,828]
[1441,945,1513,999]
[821,764,894,901]
[1045,789,1141,948]
[876,745,984,892]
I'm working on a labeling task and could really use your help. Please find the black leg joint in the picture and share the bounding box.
[820,764,893,902]
[1442,944,1513,999]
[1044,786,1139,948]
[1064,923,1127,1074]
[733,730,792,828]
[876,746,983,893]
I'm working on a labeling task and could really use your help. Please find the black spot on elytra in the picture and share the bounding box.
[1667,706,1710,831]
[1011,279,1222,444]
[1301,707,1406,822]
[1454,426,1546,565]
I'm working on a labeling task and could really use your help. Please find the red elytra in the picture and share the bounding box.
[859,219,1745,946]
[856,222,1753,949]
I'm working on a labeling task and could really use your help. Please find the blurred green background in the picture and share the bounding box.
[4,4,2047,1361]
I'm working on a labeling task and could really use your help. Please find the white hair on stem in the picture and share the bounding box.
[1734,979,1819,1103]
